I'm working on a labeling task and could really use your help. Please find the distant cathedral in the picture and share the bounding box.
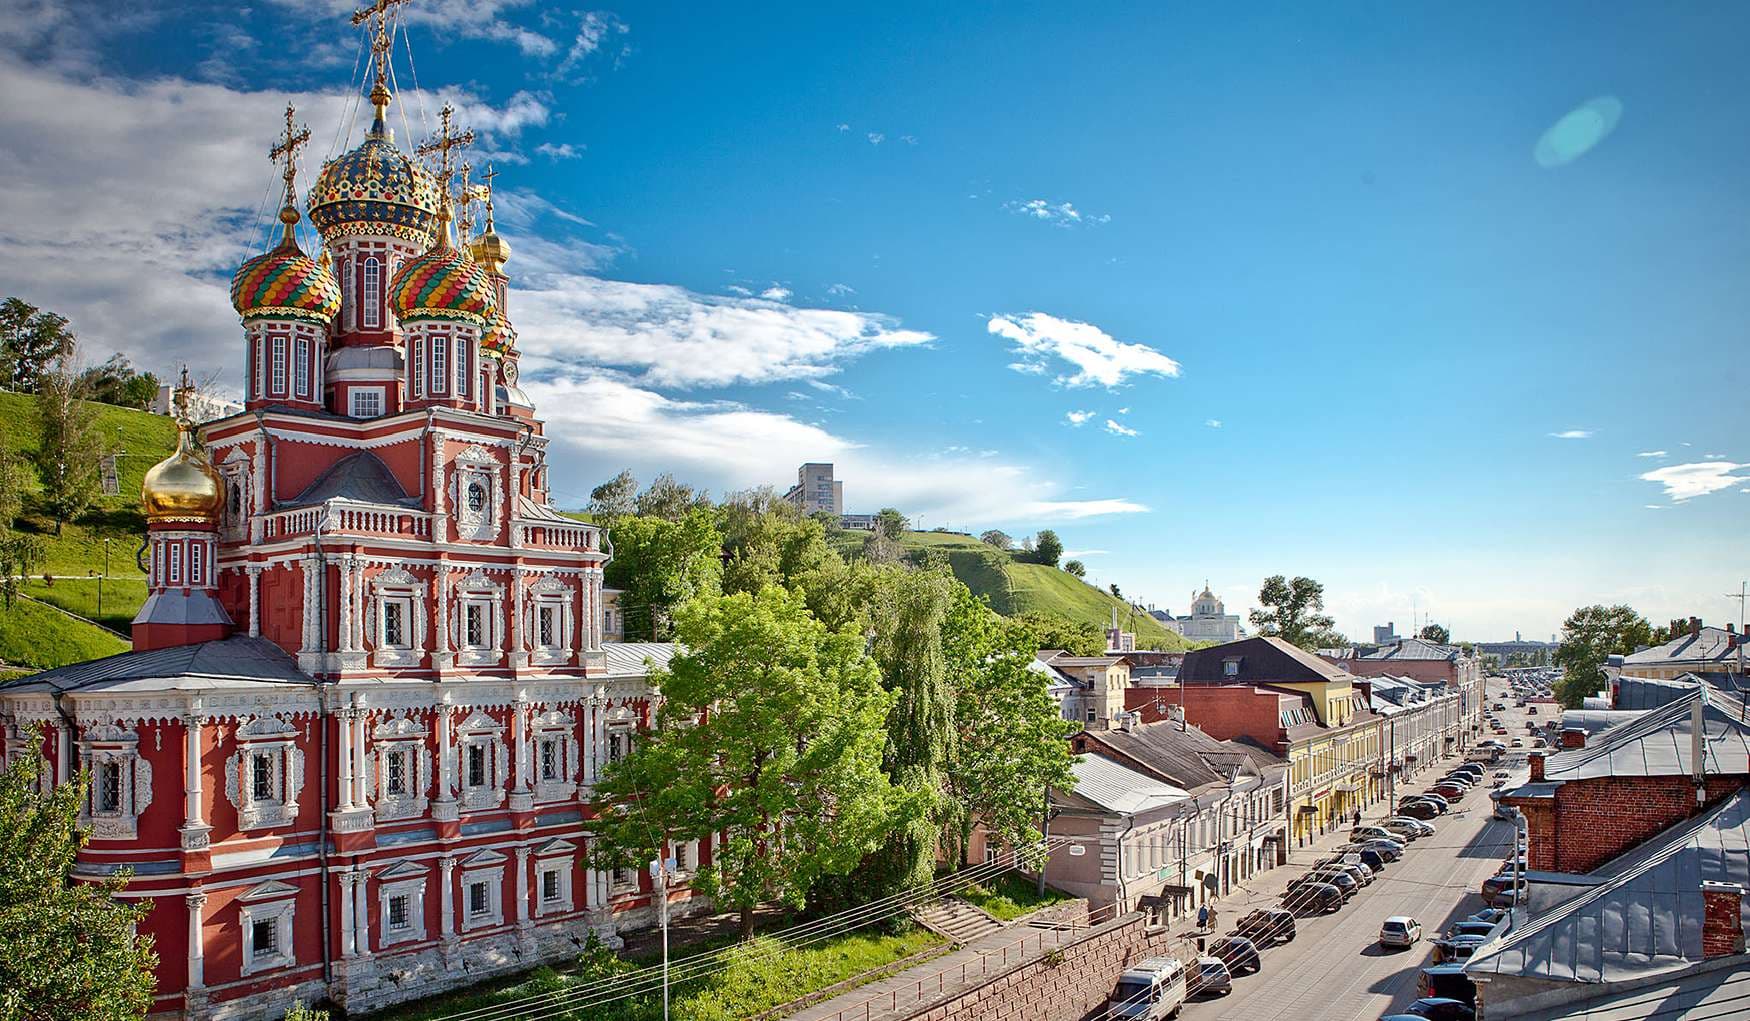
[0,5,699,1018]
[1149,583,1244,643]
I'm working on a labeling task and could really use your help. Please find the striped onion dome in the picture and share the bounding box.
[387,241,496,328]
[230,209,341,324]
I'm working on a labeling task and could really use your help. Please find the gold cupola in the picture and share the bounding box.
[141,375,225,525]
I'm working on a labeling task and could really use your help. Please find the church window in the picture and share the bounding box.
[607,728,631,764]
[432,336,447,394]
[611,866,635,892]
[188,542,203,586]
[386,749,408,797]
[456,334,470,399]
[97,762,122,813]
[468,880,489,918]
[541,869,560,903]
[382,600,407,648]
[467,744,486,788]
[251,752,273,802]
[168,543,182,585]
[270,335,287,395]
[239,890,297,975]
[538,604,558,648]
[294,337,310,397]
[362,258,381,328]
[412,338,424,397]
[252,919,277,957]
[387,894,409,931]
[540,738,557,781]
[465,602,485,648]
[349,387,383,419]
[467,481,486,514]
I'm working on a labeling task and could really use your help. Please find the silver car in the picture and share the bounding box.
[1194,956,1233,997]
[1380,915,1421,949]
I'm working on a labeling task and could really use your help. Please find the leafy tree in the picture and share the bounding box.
[0,728,158,1020]
[0,446,29,532]
[1108,583,1122,600]
[602,508,723,640]
[1015,611,1104,656]
[0,297,75,393]
[860,530,904,565]
[0,534,44,610]
[1063,559,1086,578]
[873,507,907,540]
[979,529,1012,550]
[1418,623,1451,645]
[77,354,158,410]
[636,472,710,522]
[33,353,107,536]
[941,587,1079,865]
[718,489,835,597]
[588,469,639,520]
[1031,529,1063,567]
[588,587,919,938]
[1555,605,1655,708]
[1248,575,1341,650]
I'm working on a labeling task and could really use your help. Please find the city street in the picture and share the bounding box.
[1176,688,1532,1021]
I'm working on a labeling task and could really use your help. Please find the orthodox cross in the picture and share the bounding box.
[478,161,500,232]
[172,366,195,426]
[416,103,474,227]
[454,162,485,244]
[267,103,311,210]
[351,0,415,94]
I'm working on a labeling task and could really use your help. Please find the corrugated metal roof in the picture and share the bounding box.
[601,642,678,677]
[1467,787,1750,986]
[1067,753,1191,814]
[1614,674,1705,711]
[1080,720,1232,791]
[1624,627,1745,667]
[1541,687,1750,783]
[1506,959,1750,1019]
[1360,637,1463,661]
[4,636,311,693]
[1559,709,1648,738]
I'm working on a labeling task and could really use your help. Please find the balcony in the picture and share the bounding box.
[262,501,435,541]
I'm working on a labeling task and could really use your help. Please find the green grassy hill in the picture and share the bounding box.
[861,530,1194,650]
[1,390,176,670]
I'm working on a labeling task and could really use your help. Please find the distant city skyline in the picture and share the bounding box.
[2,1,1744,639]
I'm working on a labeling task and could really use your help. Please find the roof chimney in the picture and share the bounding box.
[1702,881,1744,958]
[1692,617,1703,638]
[1529,750,1545,783]
[1560,729,1586,750]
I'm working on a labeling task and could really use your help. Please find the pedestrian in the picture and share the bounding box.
[1198,904,1209,930]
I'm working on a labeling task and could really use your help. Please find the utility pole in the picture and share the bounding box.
[650,854,673,1020]
[1728,581,1747,679]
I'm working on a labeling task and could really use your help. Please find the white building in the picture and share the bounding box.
[1150,584,1244,643]
[782,462,843,515]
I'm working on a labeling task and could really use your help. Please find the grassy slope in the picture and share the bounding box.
[870,530,1193,651]
[1,391,176,669]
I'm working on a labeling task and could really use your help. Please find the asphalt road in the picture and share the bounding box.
[1177,685,1537,1021]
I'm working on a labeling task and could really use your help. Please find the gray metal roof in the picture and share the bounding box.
[1360,637,1463,661]
[1467,787,1750,986]
[1614,674,1705,711]
[1539,687,1750,783]
[1559,709,1648,738]
[1624,627,1745,667]
[3,636,311,693]
[1078,720,1233,791]
[601,642,678,678]
[1505,958,1750,1019]
[283,452,418,508]
[1063,753,1190,814]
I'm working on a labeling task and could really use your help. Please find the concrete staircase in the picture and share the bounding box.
[911,898,1004,944]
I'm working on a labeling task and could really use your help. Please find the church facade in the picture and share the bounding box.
[0,18,698,1019]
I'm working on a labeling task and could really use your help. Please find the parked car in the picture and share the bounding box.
[1481,874,1528,907]
[1418,963,1477,1007]
[1192,956,1232,998]
[1359,840,1404,862]
[1380,915,1422,949]
[1282,881,1343,915]
[1431,934,1489,964]
[1207,936,1261,975]
[1352,825,1397,843]
[1396,800,1440,821]
[1412,792,1451,809]
[1383,817,1435,839]
[1308,868,1362,897]
[1400,996,1476,1020]
[1465,907,1510,926]
[1236,907,1296,944]
[1108,956,1188,1019]
[1446,920,1499,941]
[1430,784,1467,801]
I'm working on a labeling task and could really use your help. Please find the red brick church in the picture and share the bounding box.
[0,12,699,1018]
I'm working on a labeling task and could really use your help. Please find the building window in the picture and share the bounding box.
[468,881,489,917]
[362,258,381,328]
[97,761,122,813]
[271,335,287,395]
[252,918,277,957]
[412,337,425,397]
[1223,658,1241,677]
[168,543,182,585]
[467,744,487,788]
[238,891,297,975]
[387,893,409,931]
[538,604,558,648]
[386,749,408,796]
[611,866,634,892]
[432,335,447,394]
[607,729,630,764]
[349,387,384,419]
[188,542,203,586]
[456,334,470,399]
[382,600,407,648]
[466,481,486,514]
[1086,707,1096,724]
[294,337,310,397]
[542,870,560,903]
[251,752,273,802]
[465,602,486,648]
[540,739,558,781]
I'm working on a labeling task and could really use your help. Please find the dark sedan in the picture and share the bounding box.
[1207,936,1262,975]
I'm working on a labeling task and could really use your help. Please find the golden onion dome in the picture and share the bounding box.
[469,229,511,275]
[141,425,224,525]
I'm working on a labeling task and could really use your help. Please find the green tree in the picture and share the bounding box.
[0,729,158,1020]
[282,1004,330,1021]
[1031,529,1063,567]
[588,587,918,939]
[1015,611,1104,656]
[635,472,710,522]
[0,446,30,532]
[0,533,45,610]
[588,469,639,520]
[77,354,158,410]
[1108,582,1122,600]
[602,508,723,640]
[873,507,907,540]
[979,529,1012,550]
[1418,623,1451,645]
[1555,605,1655,708]
[1248,575,1340,650]
[718,489,836,597]
[1063,559,1086,578]
[33,353,107,536]
[941,587,1079,865]
[0,297,75,393]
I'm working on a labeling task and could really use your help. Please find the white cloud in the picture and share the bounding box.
[836,123,850,132]
[989,312,1181,388]
[1205,418,1222,428]
[1549,429,1593,440]
[900,134,917,145]
[513,274,933,388]
[525,370,1148,525]
[724,284,752,296]
[1104,419,1138,437]
[806,380,858,400]
[1636,450,1667,458]
[1116,406,1130,415]
[1063,550,1110,559]
[1706,453,1727,459]
[867,132,885,145]
[826,282,855,297]
[558,10,630,75]
[535,141,583,160]
[760,285,792,302]
[1004,198,1110,227]
[1639,461,1749,502]
[1065,410,1095,426]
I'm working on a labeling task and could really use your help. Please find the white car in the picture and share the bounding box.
[1382,816,1434,839]
[1380,915,1422,949]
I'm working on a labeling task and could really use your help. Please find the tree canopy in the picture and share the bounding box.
[1555,604,1655,708]
[0,297,76,394]
[1063,559,1086,578]
[1030,529,1063,567]
[601,508,723,640]
[979,529,1012,550]
[1248,575,1344,650]
[1417,623,1451,645]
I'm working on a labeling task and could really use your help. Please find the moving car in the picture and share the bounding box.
[1235,907,1296,944]
[1207,936,1261,975]
[1109,957,1188,1018]
[1193,956,1232,997]
[1380,915,1421,949]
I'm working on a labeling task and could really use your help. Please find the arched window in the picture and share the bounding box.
[362,257,381,329]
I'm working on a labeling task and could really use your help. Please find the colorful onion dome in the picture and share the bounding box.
[142,425,224,525]
[307,108,440,245]
[388,240,497,328]
[230,209,341,324]
[479,307,517,356]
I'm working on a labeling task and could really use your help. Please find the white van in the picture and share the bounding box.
[1108,956,1188,1018]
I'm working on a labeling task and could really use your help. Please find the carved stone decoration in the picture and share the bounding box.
[224,716,305,830]
[452,569,507,668]
[366,566,429,668]
[530,708,580,803]
[456,709,509,811]
[527,575,575,667]
[78,723,152,840]
[450,444,504,542]
[371,712,433,822]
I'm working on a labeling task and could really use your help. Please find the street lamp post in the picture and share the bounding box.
[98,538,110,621]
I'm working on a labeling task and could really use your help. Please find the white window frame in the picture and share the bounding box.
[456,711,508,811]
[270,335,287,396]
[224,717,305,831]
[531,710,579,803]
[294,336,310,398]
[375,864,428,949]
[78,724,152,841]
[610,865,637,895]
[168,542,182,585]
[528,576,575,666]
[239,887,297,976]
[460,854,506,931]
[606,726,633,766]
[412,337,425,398]
[367,567,427,668]
[348,386,385,420]
[431,329,448,394]
[450,446,503,542]
[188,540,204,587]
[455,332,470,400]
[362,257,381,329]
[533,841,576,917]
[452,571,505,667]
[371,714,431,822]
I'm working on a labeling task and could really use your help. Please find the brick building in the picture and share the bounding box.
[1326,637,1484,746]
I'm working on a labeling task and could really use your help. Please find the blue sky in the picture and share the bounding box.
[2,1,1746,639]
